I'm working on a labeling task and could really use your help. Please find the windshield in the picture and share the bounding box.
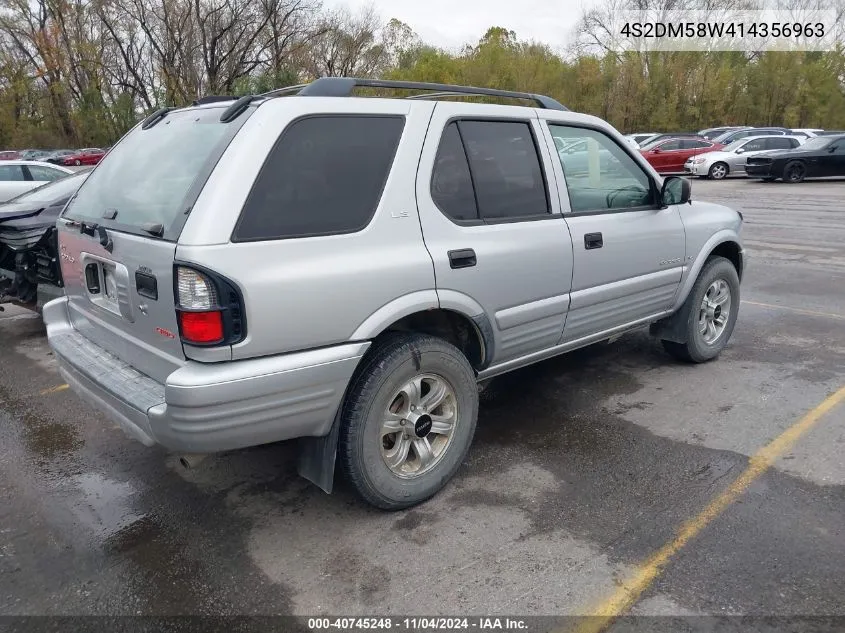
[800,137,833,151]
[5,170,89,204]
[63,108,245,239]
[723,139,749,152]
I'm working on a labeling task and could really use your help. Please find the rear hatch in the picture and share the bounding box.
[57,106,248,383]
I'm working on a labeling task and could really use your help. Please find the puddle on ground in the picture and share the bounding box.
[72,472,147,539]
[23,418,83,459]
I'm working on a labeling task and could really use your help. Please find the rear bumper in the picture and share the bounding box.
[43,297,368,453]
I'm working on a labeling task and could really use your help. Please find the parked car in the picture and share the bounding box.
[0,161,75,203]
[746,134,845,183]
[44,78,745,510]
[627,132,660,146]
[711,127,789,145]
[0,169,91,309]
[640,137,719,173]
[45,150,76,164]
[19,149,50,161]
[639,132,707,148]
[59,148,105,166]
[0,151,21,161]
[557,138,623,174]
[684,135,804,179]
[698,126,751,140]
[789,129,824,139]
[818,130,845,136]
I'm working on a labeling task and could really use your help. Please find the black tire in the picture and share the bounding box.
[761,177,775,182]
[783,161,806,183]
[74,159,81,166]
[662,256,740,363]
[708,162,729,180]
[339,333,478,510]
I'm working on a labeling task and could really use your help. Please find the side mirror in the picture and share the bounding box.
[661,176,691,206]
[828,146,837,153]
[651,147,662,154]
[735,148,745,154]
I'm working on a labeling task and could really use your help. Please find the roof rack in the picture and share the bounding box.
[215,77,568,122]
[297,77,568,111]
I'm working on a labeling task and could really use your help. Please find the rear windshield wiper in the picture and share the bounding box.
[78,221,114,253]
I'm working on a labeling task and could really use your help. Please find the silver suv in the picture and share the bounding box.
[44,78,745,509]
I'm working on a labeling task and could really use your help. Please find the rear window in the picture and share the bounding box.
[63,108,246,239]
[233,115,405,242]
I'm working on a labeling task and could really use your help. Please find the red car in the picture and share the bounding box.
[0,150,21,161]
[640,138,722,174]
[61,148,105,166]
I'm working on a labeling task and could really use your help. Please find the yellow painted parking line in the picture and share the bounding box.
[743,300,844,321]
[39,383,69,396]
[566,384,845,633]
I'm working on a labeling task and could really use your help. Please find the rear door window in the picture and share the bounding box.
[0,165,25,181]
[25,165,65,182]
[457,120,549,221]
[233,115,405,242]
[431,122,479,222]
[63,107,247,240]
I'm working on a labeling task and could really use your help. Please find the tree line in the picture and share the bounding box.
[0,0,843,149]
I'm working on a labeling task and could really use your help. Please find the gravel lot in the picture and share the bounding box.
[1,178,844,629]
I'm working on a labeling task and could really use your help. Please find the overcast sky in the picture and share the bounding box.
[323,0,596,51]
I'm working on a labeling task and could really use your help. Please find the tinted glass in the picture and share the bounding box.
[766,137,794,150]
[550,125,654,213]
[65,108,243,238]
[26,165,64,181]
[659,140,682,151]
[683,140,710,149]
[742,139,767,152]
[235,116,405,241]
[431,123,478,222]
[801,137,832,150]
[0,165,24,181]
[458,121,548,220]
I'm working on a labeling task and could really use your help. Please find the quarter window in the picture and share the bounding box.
[431,122,478,221]
[550,125,655,213]
[234,115,405,241]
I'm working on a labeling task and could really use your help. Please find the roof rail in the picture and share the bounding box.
[297,77,568,111]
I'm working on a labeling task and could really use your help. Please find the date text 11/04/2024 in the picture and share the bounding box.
[308,618,529,630]
[621,21,826,38]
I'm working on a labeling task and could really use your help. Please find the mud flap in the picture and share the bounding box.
[296,407,342,494]
[650,299,694,344]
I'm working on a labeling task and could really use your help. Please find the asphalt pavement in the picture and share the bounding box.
[1,178,843,629]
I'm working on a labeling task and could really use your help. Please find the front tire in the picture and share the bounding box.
[74,159,81,166]
[662,256,740,363]
[708,162,729,180]
[339,333,478,510]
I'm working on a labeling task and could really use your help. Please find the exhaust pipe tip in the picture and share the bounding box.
[178,454,208,470]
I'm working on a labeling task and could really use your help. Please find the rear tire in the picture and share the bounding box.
[783,161,806,183]
[74,159,81,166]
[662,256,740,363]
[339,333,478,510]
[761,177,775,182]
[708,162,729,180]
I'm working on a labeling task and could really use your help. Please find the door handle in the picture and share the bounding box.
[584,233,603,250]
[448,248,477,269]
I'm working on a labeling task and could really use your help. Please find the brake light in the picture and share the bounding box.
[178,311,224,344]
[174,265,246,347]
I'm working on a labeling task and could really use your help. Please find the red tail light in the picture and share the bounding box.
[174,265,245,347]
[178,311,224,344]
